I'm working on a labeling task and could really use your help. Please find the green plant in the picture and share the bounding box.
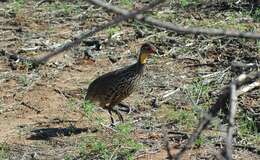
[24,61,34,70]
[185,78,211,107]
[237,112,260,145]
[165,109,198,130]
[106,26,121,39]
[47,2,77,16]
[82,100,106,125]
[78,122,143,159]
[79,138,110,159]
[255,135,260,146]
[257,40,260,53]
[64,155,74,160]
[119,0,134,9]
[82,100,95,119]
[18,75,30,87]
[252,8,260,22]
[66,98,77,111]
[238,113,257,136]
[195,135,206,147]
[179,0,198,7]
[9,0,25,12]
[0,98,3,112]
[116,122,134,135]
[0,143,9,159]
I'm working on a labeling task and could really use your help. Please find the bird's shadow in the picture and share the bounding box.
[27,127,97,140]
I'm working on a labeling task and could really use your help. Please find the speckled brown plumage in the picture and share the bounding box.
[85,42,156,125]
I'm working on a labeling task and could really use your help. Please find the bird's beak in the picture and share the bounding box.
[148,46,157,55]
[152,47,159,55]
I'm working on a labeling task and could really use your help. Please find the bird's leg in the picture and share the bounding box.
[112,108,124,122]
[108,109,115,126]
[118,102,130,113]
[118,102,138,114]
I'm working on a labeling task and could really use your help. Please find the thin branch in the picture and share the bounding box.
[215,143,260,155]
[237,80,260,95]
[91,0,260,39]
[26,0,165,65]
[173,112,215,160]
[172,71,260,160]
[166,141,174,159]
[35,0,53,7]
[224,74,246,159]
[163,121,173,159]
[144,19,260,39]
[225,74,249,159]
[0,49,34,67]
[224,74,260,160]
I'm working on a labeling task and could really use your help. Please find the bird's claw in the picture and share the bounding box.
[110,121,120,127]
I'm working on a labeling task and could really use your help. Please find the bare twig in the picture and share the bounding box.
[21,102,42,114]
[224,80,237,160]
[166,141,174,159]
[0,49,31,63]
[172,71,260,160]
[231,61,259,71]
[215,143,260,155]
[157,88,180,106]
[237,80,260,95]
[91,0,260,39]
[224,74,247,159]
[163,120,173,159]
[143,19,260,39]
[162,88,180,99]
[0,26,22,31]
[35,0,54,7]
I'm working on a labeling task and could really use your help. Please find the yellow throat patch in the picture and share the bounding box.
[140,53,148,64]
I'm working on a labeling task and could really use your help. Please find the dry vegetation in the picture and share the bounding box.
[0,0,259,159]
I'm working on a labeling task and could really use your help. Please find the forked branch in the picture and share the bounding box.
[172,71,260,160]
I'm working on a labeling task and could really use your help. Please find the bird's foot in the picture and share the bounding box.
[117,103,138,114]
[110,121,120,127]
[101,123,119,132]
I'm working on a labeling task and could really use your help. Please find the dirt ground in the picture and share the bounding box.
[0,0,260,159]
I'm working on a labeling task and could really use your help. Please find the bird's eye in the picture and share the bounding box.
[143,46,149,50]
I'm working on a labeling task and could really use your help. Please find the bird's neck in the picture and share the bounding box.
[138,52,148,65]
[135,60,145,74]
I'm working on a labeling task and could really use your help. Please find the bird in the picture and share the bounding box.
[85,42,157,125]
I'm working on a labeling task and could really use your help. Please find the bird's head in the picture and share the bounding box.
[138,42,157,64]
